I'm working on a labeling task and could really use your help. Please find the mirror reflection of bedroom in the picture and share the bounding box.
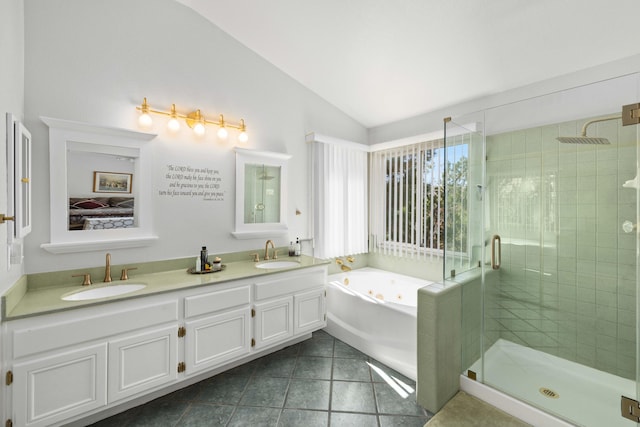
[67,150,136,231]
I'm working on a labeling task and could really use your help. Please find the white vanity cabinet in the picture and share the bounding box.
[253,266,326,350]
[183,285,252,375]
[6,298,179,427]
[3,264,327,427]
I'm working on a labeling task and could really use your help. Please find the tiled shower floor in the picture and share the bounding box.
[91,330,432,426]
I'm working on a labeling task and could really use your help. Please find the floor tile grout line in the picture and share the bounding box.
[368,361,383,427]
[274,346,299,425]
[172,402,194,427]
[224,360,258,425]
[366,351,382,427]
[328,338,335,426]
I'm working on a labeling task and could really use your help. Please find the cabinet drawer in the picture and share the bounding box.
[184,285,251,318]
[254,268,325,300]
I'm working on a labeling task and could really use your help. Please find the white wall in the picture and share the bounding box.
[23,0,367,273]
[0,0,25,292]
[67,152,135,198]
[369,54,640,144]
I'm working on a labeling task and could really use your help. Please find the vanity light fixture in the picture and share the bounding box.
[136,98,248,142]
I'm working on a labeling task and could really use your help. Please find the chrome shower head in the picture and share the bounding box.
[556,136,610,145]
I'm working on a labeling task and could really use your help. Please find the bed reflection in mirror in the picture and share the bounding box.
[66,150,136,231]
[68,197,134,230]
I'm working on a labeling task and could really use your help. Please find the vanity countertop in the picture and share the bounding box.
[3,255,329,320]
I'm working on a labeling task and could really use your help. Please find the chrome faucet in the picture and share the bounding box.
[104,253,112,283]
[264,240,275,261]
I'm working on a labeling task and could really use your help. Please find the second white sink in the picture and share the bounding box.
[62,284,146,301]
[255,260,300,269]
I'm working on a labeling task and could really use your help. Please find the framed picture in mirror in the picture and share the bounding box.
[93,171,133,193]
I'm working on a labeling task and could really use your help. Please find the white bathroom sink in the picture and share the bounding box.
[255,260,301,269]
[62,284,146,301]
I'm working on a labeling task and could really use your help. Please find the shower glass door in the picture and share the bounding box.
[442,113,486,374]
[443,114,486,280]
[456,73,640,427]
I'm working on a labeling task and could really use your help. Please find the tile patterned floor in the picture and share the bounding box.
[91,330,433,426]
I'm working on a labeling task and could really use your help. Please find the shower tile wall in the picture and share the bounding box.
[485,116,637,379]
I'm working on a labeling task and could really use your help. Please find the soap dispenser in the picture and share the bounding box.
[294,237,301,256]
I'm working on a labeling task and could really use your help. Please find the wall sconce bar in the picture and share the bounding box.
[136,98,248,142]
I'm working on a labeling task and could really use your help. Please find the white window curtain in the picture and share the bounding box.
[311,136,368,259]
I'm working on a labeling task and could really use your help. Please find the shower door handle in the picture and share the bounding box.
[491,235,501,270]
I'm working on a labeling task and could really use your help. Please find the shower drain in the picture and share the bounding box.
[539,387,559,399]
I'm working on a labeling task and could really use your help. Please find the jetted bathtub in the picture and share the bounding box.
[325,267,432,380]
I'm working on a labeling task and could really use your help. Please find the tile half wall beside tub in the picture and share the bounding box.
[417,268,482,413]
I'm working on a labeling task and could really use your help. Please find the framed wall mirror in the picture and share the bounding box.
[41,117,158,253]
[5,113,32,266]
[15,121,32,238]
[233,148,291,239]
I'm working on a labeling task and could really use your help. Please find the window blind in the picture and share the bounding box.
[369,139,446,260]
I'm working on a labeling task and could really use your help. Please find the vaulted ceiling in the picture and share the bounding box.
[177,0,640,128]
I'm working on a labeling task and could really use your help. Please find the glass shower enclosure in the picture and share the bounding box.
[445,73,640,427]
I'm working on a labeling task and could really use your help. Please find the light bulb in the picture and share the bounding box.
[237,119,248,143]
[167,104,180,132]
[217,114,228,139]
[167,117,180,132]
[187,109,206,136]
[217,126,228,139]
[138,113,153,129]
[138,97,153,129]
[194,122,205,136]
